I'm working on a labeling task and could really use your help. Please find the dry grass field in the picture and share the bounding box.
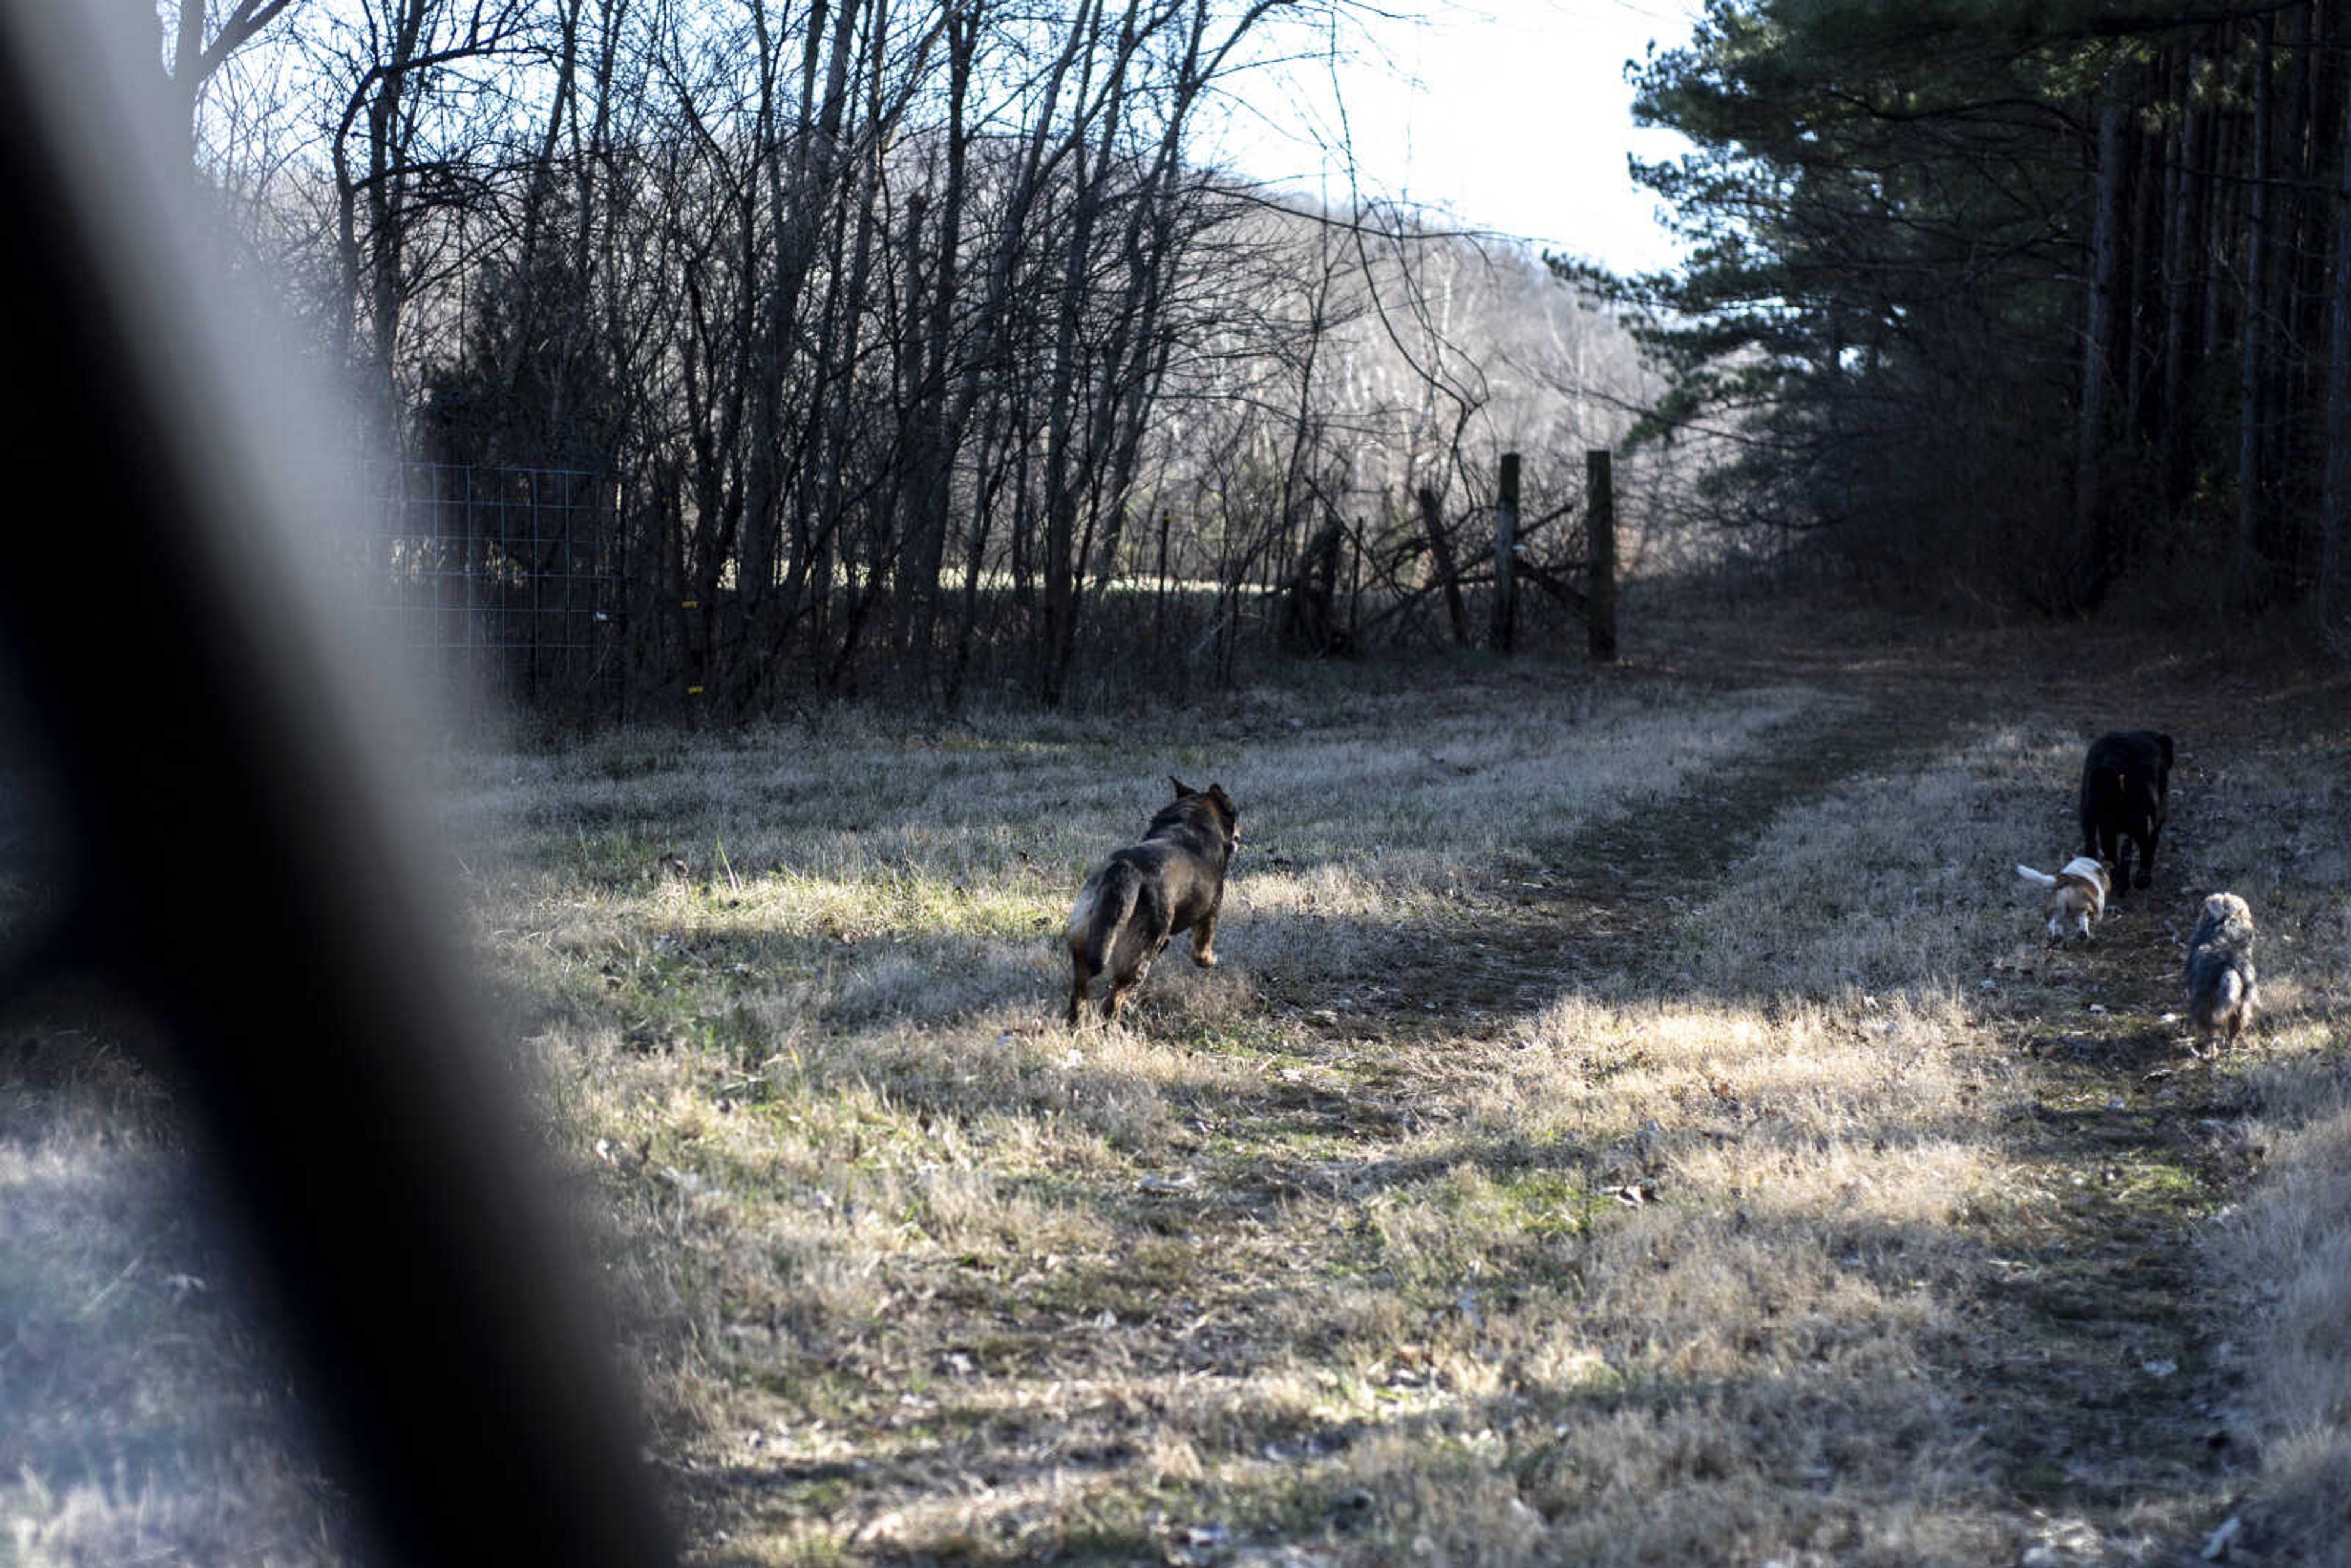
[8,605,2351,1566]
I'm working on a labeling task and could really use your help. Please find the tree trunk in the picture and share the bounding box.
[2320,47,2351,622]
[2072,80,2127,609]
[2162,52,2204,515]
[1418,486,1468,646]
[2237,11,2276,602]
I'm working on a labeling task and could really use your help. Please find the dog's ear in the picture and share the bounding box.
[1169,776,1194,798]
[1207,782,1235,817]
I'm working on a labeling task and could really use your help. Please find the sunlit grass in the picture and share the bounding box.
[451,675,2150,1566]
[433,669,2348,1566]
[12,629,2351,1566]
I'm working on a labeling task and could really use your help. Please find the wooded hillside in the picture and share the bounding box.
[184,0,1651,715]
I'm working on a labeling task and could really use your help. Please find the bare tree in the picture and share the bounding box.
[162,0,303,154]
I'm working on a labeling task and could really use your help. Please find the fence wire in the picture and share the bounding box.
[361,462,621,721]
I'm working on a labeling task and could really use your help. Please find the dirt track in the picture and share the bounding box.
[484,614,2344,1568]
[1201,624,2336,1566]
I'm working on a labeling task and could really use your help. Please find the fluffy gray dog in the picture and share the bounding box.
[2184,892,2259,1051]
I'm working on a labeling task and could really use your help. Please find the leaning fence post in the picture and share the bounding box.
[1586,449,1618,662]
[1490,451,1520,653]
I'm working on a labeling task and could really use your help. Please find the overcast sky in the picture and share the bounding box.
[1202,0,1707,276]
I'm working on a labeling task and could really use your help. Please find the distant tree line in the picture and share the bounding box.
[1605,0,2351,627]
[174,0,1649,715]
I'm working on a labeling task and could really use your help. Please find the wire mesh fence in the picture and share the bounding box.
[361,462,622,721]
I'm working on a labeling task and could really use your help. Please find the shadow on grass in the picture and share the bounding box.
[568,642,2314,1562]
[0,1048,350,1566]
[671,1204,2079,1565]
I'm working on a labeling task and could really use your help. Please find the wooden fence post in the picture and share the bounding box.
[1587,449,1618,662]
[1490,451,1519,652]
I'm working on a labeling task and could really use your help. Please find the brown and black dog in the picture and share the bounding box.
[2080,730,2173,896]
[1065,778,1239,1026]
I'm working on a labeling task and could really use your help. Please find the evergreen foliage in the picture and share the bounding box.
[1597,0,2351,620]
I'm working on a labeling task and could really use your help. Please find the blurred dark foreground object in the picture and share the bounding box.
[0,6,677,1564]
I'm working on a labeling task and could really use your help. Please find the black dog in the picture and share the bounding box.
[2079,731,2172,895]
[1065,779,1240,1025]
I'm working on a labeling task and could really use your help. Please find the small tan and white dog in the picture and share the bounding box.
[2016,855,2112,942]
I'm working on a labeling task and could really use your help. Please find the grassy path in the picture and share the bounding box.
[9,621,2347,1568]
[1506,659,2252,1563]
[645,642,2274,1566]
[1177,645,2281,1564]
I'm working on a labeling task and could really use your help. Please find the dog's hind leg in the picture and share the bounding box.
[1103,947,1161,1021]
[2081,795,2107,865]
[1067,964,1091,1027]
[2223,973,2254,1048]
[2135,822,2160,890]
[1105,900,1176,1023]
[1190,909,1221,968]
[2107,840,2135,900]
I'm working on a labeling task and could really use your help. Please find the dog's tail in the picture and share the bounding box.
[2016,863,2057,887]
[1068,860,1142,979]
[1067,863,1133,1025]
